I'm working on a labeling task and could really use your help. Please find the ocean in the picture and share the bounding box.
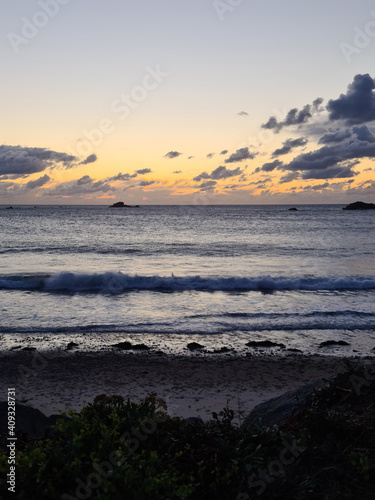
[0,204,374,356]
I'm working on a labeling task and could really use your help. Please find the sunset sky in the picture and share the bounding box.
[1,0,375,204]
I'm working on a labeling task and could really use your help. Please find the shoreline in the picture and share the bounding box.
[2,350,374,420]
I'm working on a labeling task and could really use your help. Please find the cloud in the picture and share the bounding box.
[327,74,375,125]
[108,172,137,181]
[79,154,98,165]
[138,180,155,186]
[198,180,217,191]
[136,168,152,175]
[225,147,256,163]
[173,170,182,174]
[206,153,214,159]
[45,176,112,197]
[193,165,243,182]
[220,150,228,155]
[25,174,51,189]
[164,151,182,159]
[255,159,283,173]
[188,156,194,160]
[262,98,323,133]
[0,145,78,178]
[318,129,352,144]
[271,137,308,157]
[107,168,152,182]
[279,172,300,184]
[238,111,248,116]
[279,126,375,180]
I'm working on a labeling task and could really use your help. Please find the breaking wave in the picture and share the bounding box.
[1,272,375,293]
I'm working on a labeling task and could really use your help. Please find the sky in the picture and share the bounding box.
[1,0,375,204]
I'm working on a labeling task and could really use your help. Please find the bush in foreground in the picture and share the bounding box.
[0,362,374,499]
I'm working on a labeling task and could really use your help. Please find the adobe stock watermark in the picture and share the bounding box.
[7,0,72,54]
[340,11,375,63]
[213,0,248,22]
[65,65,169,159]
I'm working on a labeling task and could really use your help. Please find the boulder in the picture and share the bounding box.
[187,342,205,350]
[0,402,62,439]
[343,201,375,210]
[241,379,327,429]
[109,202,139,208]
[319,340,350,348]
[246,340,286,348]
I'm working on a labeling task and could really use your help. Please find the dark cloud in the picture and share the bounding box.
[44,176,112,197]
[318,129,352,144]
[173,170,182,174]
[313,97,324,110]
[108,172,137,181]
[271,137,308,157]
[279,172,300,184]
[188,156,194,160]
[238,111,248,116]
[257,159,283,173]
[193,165,243,182]
[138,180,155,187]
[198,180,217,191]
[136,168,152,175]
[206,153,214,159]
[220,150,228,155]
[262,98,323,133]
[79,154,98,165]
[224,147,256,163]
[164,151,181,159]
[279,126,375,180]
[0,145,78,178]
[25,174,51,189]
[107,168,152,182]
[327,74,375,125]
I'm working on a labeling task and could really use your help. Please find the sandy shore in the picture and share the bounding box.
[1,350,373,421]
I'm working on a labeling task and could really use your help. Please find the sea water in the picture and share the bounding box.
[0,204,374,355]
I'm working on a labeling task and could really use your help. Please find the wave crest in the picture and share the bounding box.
[0,272,375,293]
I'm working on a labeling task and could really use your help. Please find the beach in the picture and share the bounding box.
[2,350,372,421]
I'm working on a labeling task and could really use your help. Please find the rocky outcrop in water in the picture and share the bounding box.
[343,201,375,210]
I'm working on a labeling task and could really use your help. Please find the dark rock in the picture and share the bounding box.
[6,206,14,210]
[241,380,327,429]
[286,348,303,353]
[66,342,79,350]
[113,341,133,350]
[109,201,139,208]
[246,340,286,348]
[113,341,149,350]
[22,347,36,351]
[132,343,150,351]
[343,201,375,210]
[288,207,298,211]
[187,342,205,350]
[319,340,350,348]
[0,402,63,439]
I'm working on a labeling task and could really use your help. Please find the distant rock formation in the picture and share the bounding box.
[343,201,375,210]
[288,207,298,211]
[109,201,139,208]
